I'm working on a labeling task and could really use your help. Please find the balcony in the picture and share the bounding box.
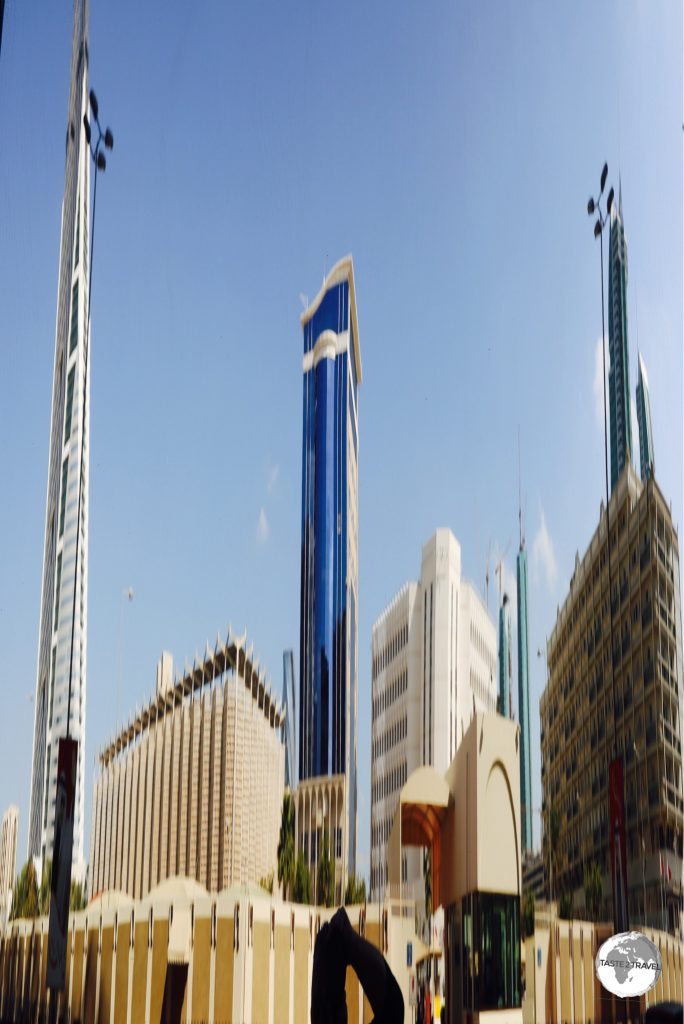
[645,720,657,747]
[644,661,654,686]
[620,580,629,604]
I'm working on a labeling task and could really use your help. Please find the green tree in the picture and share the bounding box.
[293,851,311,905]
[584,862,602,922]
[522,890,535,938]
[344,873,366,905]
[316,831,335,908]
[259,872,274,895]
[39,859,52,917]
[559,890,574,920]
[70,880,87,912]
[277,794,295,902]
[11,861,39,921]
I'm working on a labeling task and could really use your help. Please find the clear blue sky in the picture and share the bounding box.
[0,0,681,885]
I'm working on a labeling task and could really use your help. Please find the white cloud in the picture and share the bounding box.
[532,505,558,591]
[593,336,609,428]
[266,462,280,495]
[256,507,269,545]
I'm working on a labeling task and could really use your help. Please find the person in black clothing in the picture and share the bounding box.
[311,906,404,1023]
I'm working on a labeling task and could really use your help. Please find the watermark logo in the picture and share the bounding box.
[595,931,662,998]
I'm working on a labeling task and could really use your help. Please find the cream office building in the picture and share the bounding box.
[370,528,497,902]
[90,631,284,900]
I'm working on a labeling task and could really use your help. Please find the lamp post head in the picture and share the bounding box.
[89,89,99,120]
[97,151,106,171]
[607,187,614,214]
[83,115,91,146]
[600,162,608,193]
[104,128,114,150]
[594,219,602,239]
[587,198,595,216]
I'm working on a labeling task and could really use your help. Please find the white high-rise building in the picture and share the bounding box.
[370,528,497,900]
[0,807,18,928]
[28,0,90,881]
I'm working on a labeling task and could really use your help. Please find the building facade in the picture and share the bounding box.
[608,188,633,492]
[89,632,284,900]
[540,462,683,931]
[0,808,18,928]
[299,255,361,878]
[517,542,533,856]
[636,351,655,483]
[282,650,297,790]
[370,528,498,899]
[28,0,91,880]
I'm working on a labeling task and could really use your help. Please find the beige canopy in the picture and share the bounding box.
[387,765,451,909]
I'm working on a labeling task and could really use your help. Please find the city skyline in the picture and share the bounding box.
[0,1,681,888]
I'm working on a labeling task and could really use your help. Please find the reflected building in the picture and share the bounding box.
[298,256,361,883]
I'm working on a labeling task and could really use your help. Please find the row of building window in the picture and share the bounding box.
[372,622,409,681]
[372,759,407,808]
[372,666,407,722]
[372,712,407,760]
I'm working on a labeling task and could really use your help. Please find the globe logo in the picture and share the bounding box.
[595,931,662,998]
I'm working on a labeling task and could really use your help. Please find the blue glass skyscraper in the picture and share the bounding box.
[299,256,361,873]
[608,187,633,492]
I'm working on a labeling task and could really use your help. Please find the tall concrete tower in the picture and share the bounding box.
[28,0,90,881]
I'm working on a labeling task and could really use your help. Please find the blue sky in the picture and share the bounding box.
[0,1,681,885]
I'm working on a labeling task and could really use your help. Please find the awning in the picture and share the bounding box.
[388,766,451,909]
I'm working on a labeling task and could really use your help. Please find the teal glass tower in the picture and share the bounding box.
[299,256,361,873]
[516,544,533,855]
[498,596,512,720]
[608,187,633,492]
[636,352,655,482]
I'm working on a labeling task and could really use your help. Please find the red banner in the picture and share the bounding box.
[609,757,629,934]
[47,737,78,991]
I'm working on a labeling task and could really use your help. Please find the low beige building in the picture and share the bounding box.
[388,712,523,1022]
[90,631,284,900]
[293,773,347,905]
[0,883,419,1024]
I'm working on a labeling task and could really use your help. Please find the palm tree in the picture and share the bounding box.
[316,831,335,907]
[294,851,311,905]
[11,861,38,920]
[277,793,295,902]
